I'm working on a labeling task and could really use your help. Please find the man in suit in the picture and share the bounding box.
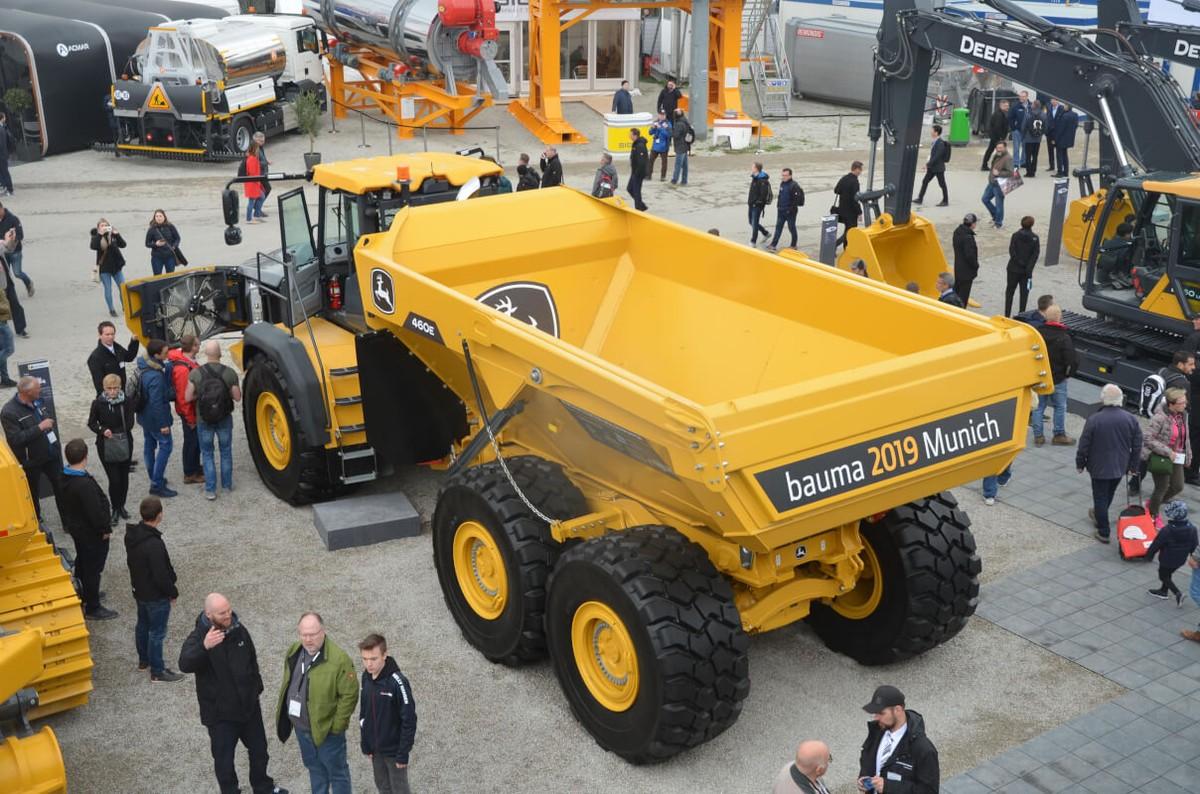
[772,739,832,794]
[1053,104,1079,177]
[1044,98,1062,174]
[857,685,940,794]
[914,125,949,207]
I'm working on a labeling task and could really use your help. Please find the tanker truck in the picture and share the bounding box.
[302,0,506,100]
[112,14,328,159]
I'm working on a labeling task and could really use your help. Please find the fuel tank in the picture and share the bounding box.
[303,0,503,93]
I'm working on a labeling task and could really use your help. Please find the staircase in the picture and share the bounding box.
[742,0,792,118]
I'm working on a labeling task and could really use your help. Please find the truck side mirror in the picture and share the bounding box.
[225,225,242,246]
[222,189,239,227]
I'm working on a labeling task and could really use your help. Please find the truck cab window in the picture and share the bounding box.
[1178,203,1200,268]
[279,190,316,269]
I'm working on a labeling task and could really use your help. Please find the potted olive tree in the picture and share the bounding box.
[2,87,40,160]
[295,90,323,171]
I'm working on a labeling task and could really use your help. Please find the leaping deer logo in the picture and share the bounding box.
[371,269,395,314]
[476,282,559,338]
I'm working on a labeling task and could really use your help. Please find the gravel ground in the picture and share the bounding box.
[6,95,1121,793]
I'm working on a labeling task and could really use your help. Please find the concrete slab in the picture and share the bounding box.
[312,490,421,551]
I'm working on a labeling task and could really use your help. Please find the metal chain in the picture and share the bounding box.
[481,418,560,526]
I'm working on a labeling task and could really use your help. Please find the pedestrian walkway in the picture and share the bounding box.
[945,428,1200,793]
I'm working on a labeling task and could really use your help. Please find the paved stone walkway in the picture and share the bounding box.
[944,399,1200,793]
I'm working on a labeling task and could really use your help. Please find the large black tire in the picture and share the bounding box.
[230,114,255,154]
[807,492,981,665]
[545,527,750,764]
[432,456,587,665]
[242,354,339,505]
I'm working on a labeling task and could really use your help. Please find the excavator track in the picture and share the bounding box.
[1060,309,1184,359]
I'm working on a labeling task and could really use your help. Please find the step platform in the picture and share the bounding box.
[312,490,421,551]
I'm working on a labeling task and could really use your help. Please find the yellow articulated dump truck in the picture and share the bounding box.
[123,152,1046,762]
[0,441,94,792]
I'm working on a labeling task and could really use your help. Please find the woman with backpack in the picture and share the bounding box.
[145,210,182,275]
[87,373,136,525]
[1021,101,1047,178]
[90,218,127,317]
[242,142,267,223]
[1143,388,1192,520]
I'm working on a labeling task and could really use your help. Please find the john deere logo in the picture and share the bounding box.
[371,268,395,315]
[476,281,560,337]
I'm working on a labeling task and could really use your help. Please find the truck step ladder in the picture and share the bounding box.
[742,0,792,118]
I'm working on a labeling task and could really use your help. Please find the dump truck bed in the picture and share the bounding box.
[354,189,1045,553]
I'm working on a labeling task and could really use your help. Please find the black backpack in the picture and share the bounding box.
[196,365,235,425]
[125,367,147,412]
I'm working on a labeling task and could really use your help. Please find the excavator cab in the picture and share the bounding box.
[1081,173,1200,330]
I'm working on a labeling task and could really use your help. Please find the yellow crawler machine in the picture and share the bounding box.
[126,151,1046,762]
[0,440,93,792]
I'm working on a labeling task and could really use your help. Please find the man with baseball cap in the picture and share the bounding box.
[857,685,939,793]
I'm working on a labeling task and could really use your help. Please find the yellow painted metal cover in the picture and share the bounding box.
[353,188,1046,552]
[0,441,93,719]
[312,153,503,195]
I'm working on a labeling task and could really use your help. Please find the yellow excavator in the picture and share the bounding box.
[862,0,1200,397]
[0,440,94,792]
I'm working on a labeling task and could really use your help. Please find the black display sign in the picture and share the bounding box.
[754,398,1018,513]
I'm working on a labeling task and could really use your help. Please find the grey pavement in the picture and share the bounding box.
[947,406,1200,793]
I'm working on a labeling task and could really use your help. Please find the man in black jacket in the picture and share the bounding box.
[539,147,563,188]
[936,273,965,308]
[59,439,117,620]
[834,161,864,251]
[2,375,64,522]
[86,320,139,395]
[951,214,979,303]
[358,633,417,794]
[0,202,29,296]
[126,495,183,681]
[980,100,1009,171]
[627,129,649,212]
[1005,216,1040,317]
[858,685,939,794]
[179,592,288,794]
[657,79,682,117]
[1077,384,1143,543]
[914,125,949,207]
[1032,305,1078,446]
[1182,317,1200,483]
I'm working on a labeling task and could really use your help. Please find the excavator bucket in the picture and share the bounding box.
[838,213,953,299]
[0,441,93,721]
[1064,189,1132,261]
[0,630,68,794]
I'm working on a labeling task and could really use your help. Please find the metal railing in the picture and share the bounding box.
[328,97,502,162]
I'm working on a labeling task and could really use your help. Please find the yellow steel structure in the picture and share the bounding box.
[0,443,93,719]
[353,187,1046,634]
[1063,189,1132,262]
[327,48,492,139]
[511,0,764,144]
[0,440,92,793]
[0,631,67,794]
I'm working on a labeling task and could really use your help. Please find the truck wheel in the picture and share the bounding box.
[807,492,980,665]
[231,115,255,154]
[432,457,587,665]
[544,527,750,763]
[242,355,337,505]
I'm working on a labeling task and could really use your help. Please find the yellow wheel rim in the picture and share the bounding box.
[571,601,639,712]
[832,542,884,620]
[452,521,508,620]
[255,391,291,471]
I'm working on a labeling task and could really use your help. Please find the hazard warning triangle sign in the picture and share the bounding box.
[147,85,171,111]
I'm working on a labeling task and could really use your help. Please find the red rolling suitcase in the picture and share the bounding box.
[1117,482,1157,560]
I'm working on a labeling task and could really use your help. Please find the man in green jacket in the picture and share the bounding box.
[276,612,359,793]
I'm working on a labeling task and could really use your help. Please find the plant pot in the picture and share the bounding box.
[303,152,322,170]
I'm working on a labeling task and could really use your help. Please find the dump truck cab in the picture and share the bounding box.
[123,151,504,502]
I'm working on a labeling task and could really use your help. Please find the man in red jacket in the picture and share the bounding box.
[167,334,202,484]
